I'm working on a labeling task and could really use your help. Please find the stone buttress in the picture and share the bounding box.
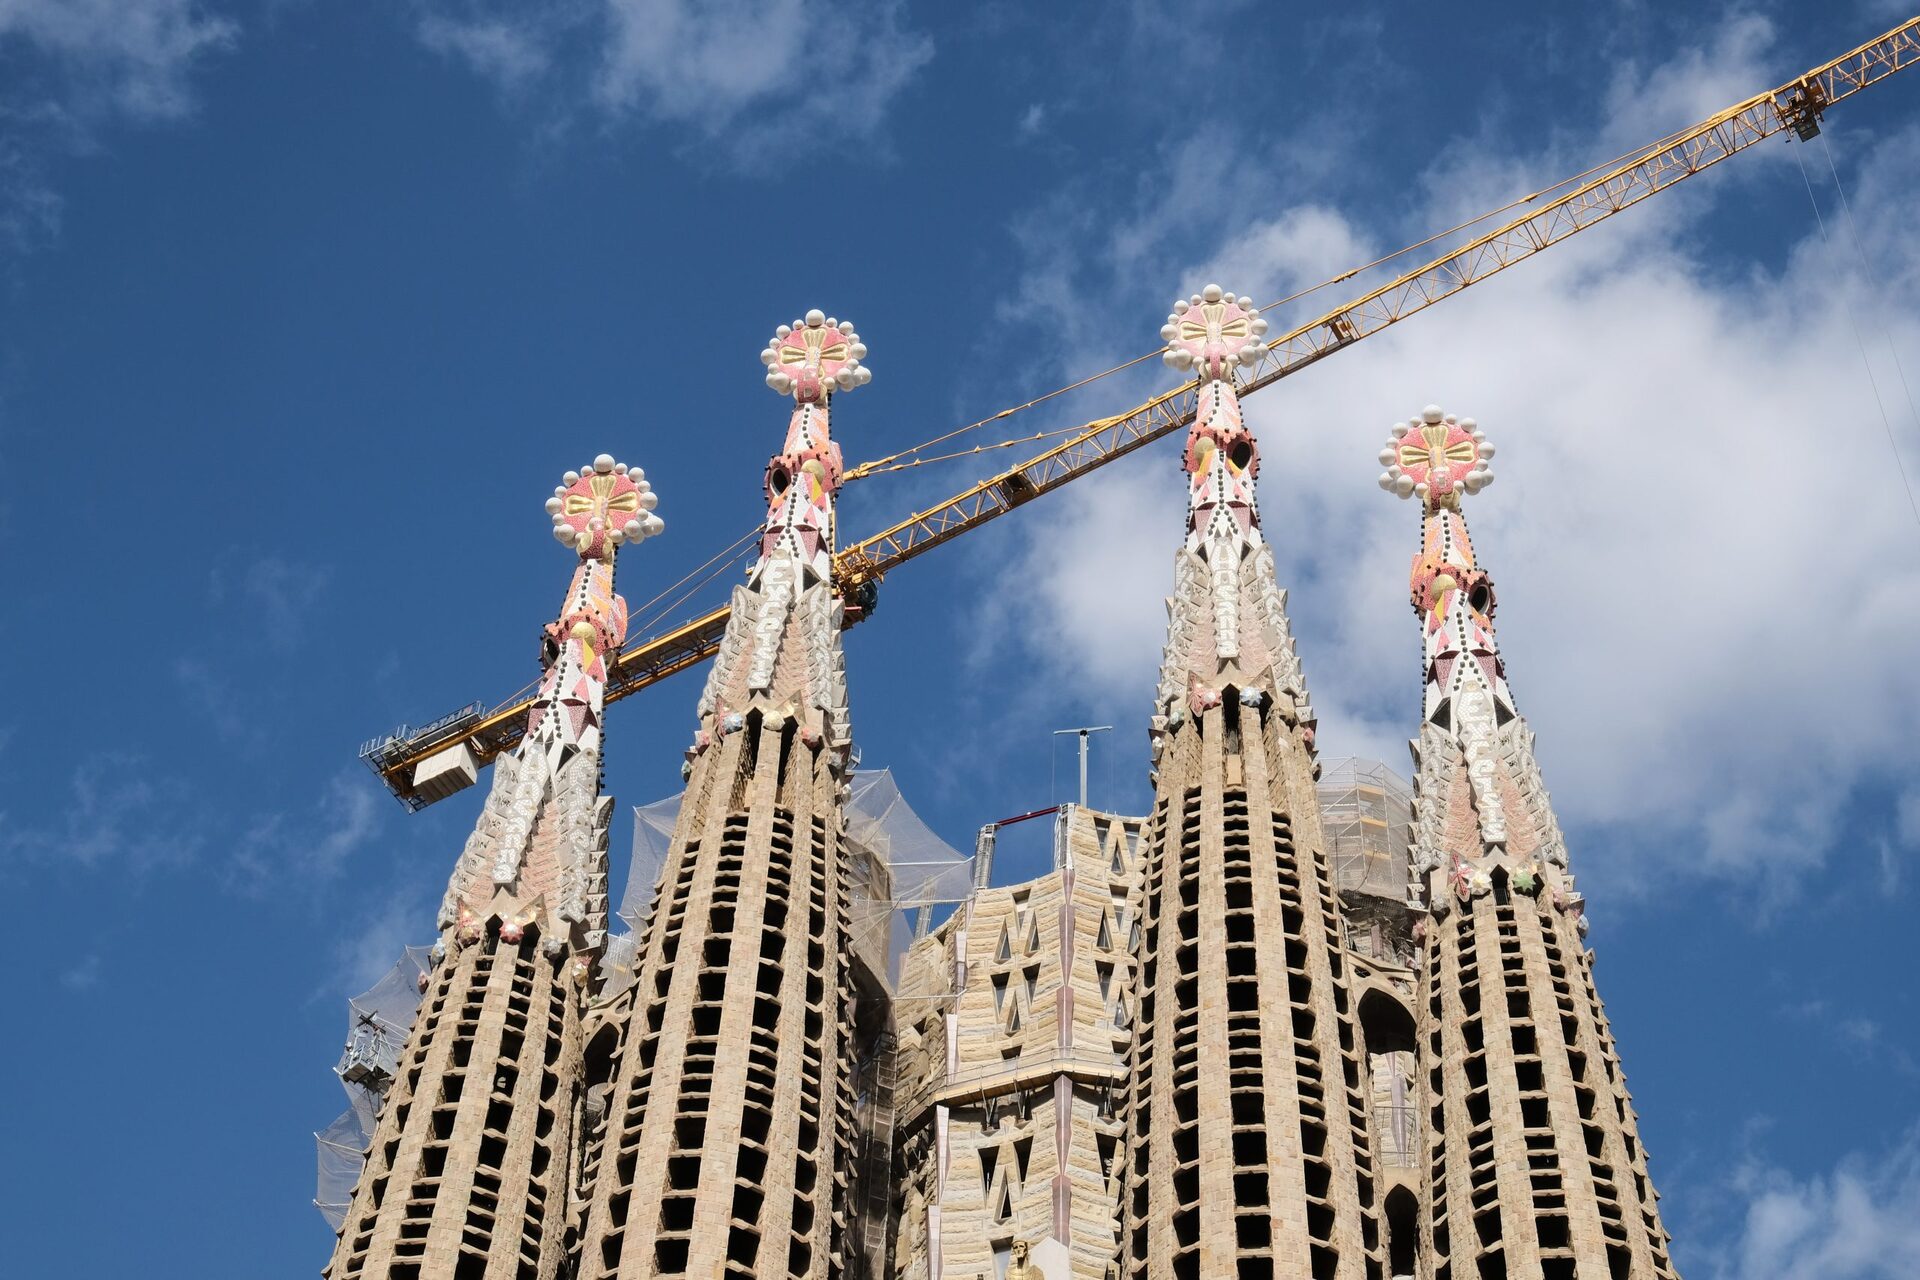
[1122,287,1386,1280]
[325,459,664,1280]
[575,312,874,1280]
[1379,407,1678,1280]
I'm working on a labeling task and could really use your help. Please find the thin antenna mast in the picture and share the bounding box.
[1053,725,1114,808]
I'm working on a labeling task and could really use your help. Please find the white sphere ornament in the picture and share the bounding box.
[643,513,665,535]
[638,490,658,510]
[545,496,562,514]
[776,324,791,338]
[1391,422,1410,439]
[1394,474,1415,497]
[1422,404,1444,423]
[805,309,825,327]
[594,454,615,473]
[1173,299,1189,314]
[1477,442,1496,459]
[1378,471,1395,491]
[1378,447,1396,466]
[563,470,580,484]
[609,529,625,545]
[1203,283,1224,302]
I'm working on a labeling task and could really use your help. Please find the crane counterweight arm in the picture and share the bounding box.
[364,15,1920,809]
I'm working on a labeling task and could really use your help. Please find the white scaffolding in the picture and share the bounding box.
[1318,757,1415,902]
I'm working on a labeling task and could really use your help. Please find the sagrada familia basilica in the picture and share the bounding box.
[319,290,1679,1280]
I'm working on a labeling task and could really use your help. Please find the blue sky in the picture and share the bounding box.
[4,1,1920,1275]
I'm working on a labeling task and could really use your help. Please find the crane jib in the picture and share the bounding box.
[365,15,1920,807]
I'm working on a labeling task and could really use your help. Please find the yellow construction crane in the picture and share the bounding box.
[364,16,1920,810]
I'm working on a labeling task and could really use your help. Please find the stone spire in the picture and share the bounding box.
[1124,286,1386,1280]
[687,309,866,764]
[326,457,663,1280]
[1151,285,1309,762]
[577,312,876,1280]
[436,457,665,955]
[1381,407,1679,1279]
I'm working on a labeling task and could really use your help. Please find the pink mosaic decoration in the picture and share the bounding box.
[1161,283,1269,382]
[545,454,663,560]
[761,310,871,403]
[1377,404,1494,509]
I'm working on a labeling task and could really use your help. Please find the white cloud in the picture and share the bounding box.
[411,0,932,165]
[0,0,236,120]
[981,20,1920,906]
[0,0,235,251]
[1695,1127,1920,1280]
[230,770,383,890]
[59,953,103,990]
[0,753,203,871]
[329,890,429,998]
[208,554,332,651]
[417,12,551,92]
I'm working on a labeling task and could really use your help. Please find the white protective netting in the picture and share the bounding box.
[1318,757,1415,901]
[314,945,431,1229]
[610,768,973,993]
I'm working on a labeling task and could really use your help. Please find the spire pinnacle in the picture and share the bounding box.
[760,311,871,402]
[1161,283,1268,381]
[1377,404,1495,510]
[544,454,663,559]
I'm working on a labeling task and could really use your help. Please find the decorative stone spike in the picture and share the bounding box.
[327,456,661,1280]
[1379,409,1680,1279]
[579,314,879,1280]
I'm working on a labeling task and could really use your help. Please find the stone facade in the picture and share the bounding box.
[892,807,1146,1280]
[324,319,1685,1280]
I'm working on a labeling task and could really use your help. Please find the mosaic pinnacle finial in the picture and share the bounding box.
[1377,404,1495,510]
[760,310,871,402]
[1161,283,1269,381]
[545,454,663,560]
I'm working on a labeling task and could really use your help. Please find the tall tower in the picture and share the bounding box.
[577,312,873,1280]
[1123,286,1385,1280]
[325,457,664,1280]
[1379,408,1678,1280]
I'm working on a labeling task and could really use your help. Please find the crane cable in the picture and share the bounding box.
[1815,127,1920,533]
[837,117,1726,488]
[633,117,1905,648]
[1791,131,1920,533]
[623,523,762,638]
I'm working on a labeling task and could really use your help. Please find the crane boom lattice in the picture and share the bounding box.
[363,15,1920,808]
